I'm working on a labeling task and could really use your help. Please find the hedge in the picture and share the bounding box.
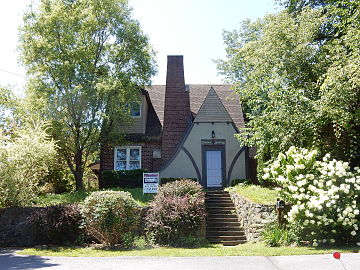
[28,204,84,245]
[101,169,147,188]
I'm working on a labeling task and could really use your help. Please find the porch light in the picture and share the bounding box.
[211,130,215,138]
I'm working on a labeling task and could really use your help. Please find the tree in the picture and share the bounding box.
[19,0,156,190]
[217,1,359,174]
[0,87,19,131]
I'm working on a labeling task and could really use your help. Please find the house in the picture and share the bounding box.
[100,55,253,188]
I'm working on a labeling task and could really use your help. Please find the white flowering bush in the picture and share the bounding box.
[263,146,360,246]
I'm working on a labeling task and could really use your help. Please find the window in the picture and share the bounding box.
[114,146,141,170]
[130,103,141,117]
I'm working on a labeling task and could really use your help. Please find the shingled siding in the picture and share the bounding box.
[121,95,148,134]
[193,87,233,123]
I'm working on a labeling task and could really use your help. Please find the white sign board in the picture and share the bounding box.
[143,172,159,194]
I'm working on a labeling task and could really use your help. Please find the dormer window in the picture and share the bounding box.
[126,102,141,118]
[129,102,141,117]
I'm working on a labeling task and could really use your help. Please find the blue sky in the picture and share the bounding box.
[0,0,279,94]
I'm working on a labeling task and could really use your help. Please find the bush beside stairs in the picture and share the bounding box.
[206,190,246,246]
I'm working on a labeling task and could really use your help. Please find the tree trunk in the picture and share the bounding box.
[74,149,84,191]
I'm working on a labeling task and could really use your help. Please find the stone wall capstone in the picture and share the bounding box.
[229,192,276,242]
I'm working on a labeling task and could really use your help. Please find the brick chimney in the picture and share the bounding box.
[161,55,191,163]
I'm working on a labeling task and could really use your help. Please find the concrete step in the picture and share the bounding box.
[207,213,238,219]
[206,205,235,211]
[206,209,237,215]
[206,226,242,231]
[207,217,239,223]
[206,199,232,204]
[205,195,231,200]
[205,191,246,246]
[207,235,247,241]
[205,194,231,199]
[206,192,231,195]
[206,202,234,207]
[207,239,247,246]
[206,208,236,214]
[207,221,241,227]
[206,191,229,196]
[207,230,245,236]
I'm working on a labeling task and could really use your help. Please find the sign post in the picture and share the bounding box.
[275,198,285,227]
[143,172,159,194]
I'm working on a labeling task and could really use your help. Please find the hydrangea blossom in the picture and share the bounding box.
[264,146,360,246]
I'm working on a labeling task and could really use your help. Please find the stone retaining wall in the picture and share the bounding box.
[0,205,149,247]
[229,192,276,242]
[0,207,40,247]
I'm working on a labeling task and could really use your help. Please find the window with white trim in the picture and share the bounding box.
[114,146,141,170]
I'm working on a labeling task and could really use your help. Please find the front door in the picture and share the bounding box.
[206,150,222,187]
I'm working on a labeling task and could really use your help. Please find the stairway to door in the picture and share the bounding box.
[206,190,246,246]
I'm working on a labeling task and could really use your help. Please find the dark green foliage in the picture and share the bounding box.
[102,169,147,188]
[218,0,360,174]
[231,178,252,187]
[261,222,298,247]
[29,204,84,245]
[145,180,206,247]
[160,178,197,185]
[81,191,141,246]
[39,155,73,194]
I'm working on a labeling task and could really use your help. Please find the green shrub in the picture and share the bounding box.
[158,179,203,197]
[146,180,206,247]
[261,222,298,247]
[231,178,252,186]
[160,177,197,186]
[101,169,147,188]
[81,191,141,246]
[39,155,74,194]
[29,204,84,245]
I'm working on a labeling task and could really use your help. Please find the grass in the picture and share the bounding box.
[226,184,278,205]
[32,188,154,207]
[17,242,359,257]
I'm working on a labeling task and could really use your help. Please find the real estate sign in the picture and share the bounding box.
[143,172,159,194]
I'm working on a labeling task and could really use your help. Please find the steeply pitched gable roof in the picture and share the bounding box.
[145,84,245,130]
[194,87,233,123]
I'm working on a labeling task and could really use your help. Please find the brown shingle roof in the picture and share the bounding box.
[145,84,245,130]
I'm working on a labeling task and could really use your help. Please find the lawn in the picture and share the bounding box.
[32,188,154,207]
[226,184,277,205]
[17,242,359,257]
